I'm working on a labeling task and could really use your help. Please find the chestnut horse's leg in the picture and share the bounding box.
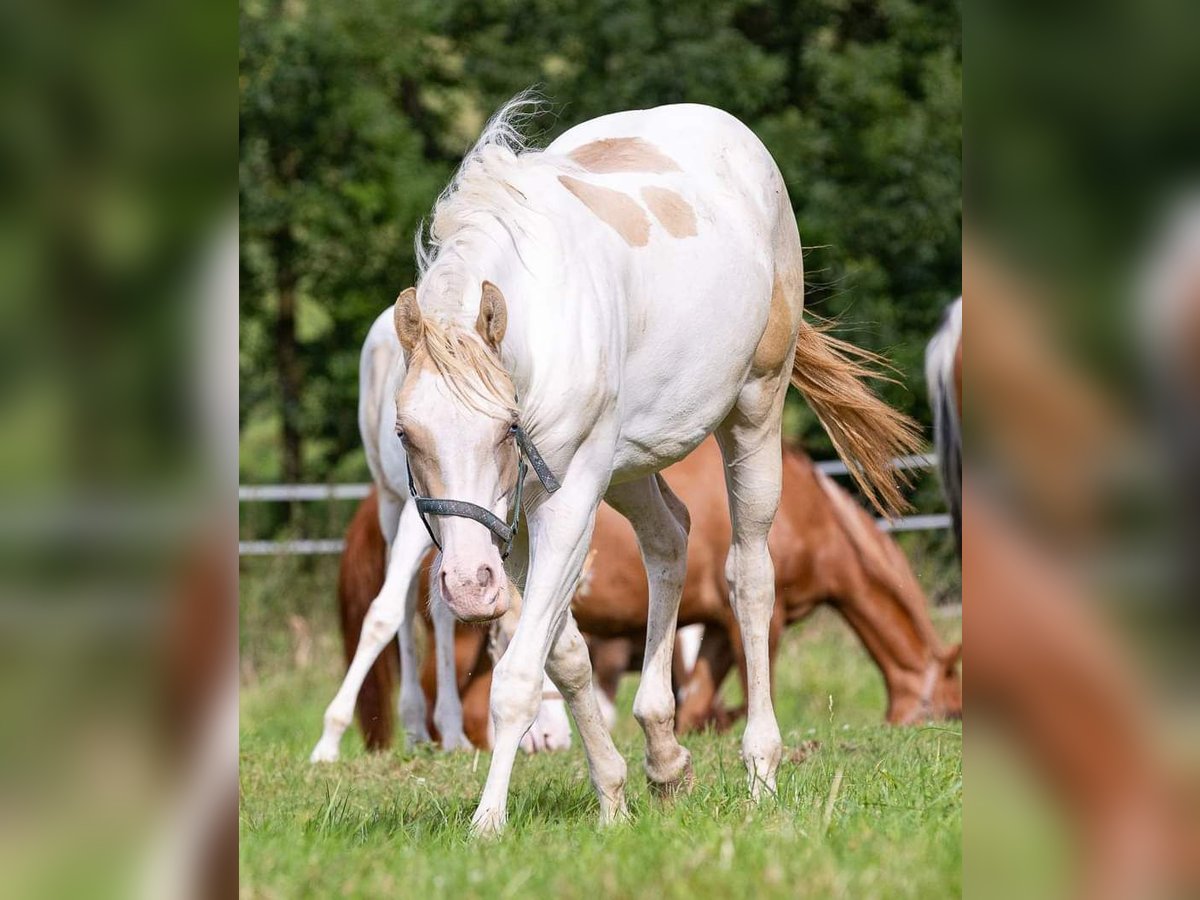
[676,625,736,733]
[605,474,694,796]
[714,374,788,799]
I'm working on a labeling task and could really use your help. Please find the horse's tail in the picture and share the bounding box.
[337,490,396,751]
[790,321,923,518]
[925,298,963,554]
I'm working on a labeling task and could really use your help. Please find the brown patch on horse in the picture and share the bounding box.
[640,186,698,239]
[394,350,450,496]
[751,276,796,375]
[568,137,681,174]
[558,175,650,247]
[392,412,447,497]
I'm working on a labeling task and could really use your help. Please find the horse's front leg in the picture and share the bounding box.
[471,484,607,836]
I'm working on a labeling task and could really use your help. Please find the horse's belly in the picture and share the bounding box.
[611,237,773,479]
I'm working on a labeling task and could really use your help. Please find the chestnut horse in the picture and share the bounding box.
[340,437,959,752]
[574,438,960,728]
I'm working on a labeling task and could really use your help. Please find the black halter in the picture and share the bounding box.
[404,423,561,559]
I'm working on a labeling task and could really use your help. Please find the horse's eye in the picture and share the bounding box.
[396,427,406,443]
[509,423,519,436]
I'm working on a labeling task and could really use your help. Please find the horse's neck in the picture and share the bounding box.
[421,211,614,469]
[834,574,938,696]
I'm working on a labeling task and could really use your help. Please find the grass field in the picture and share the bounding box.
[239,556,962,899]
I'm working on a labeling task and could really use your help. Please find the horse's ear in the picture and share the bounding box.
[476,281,508,351]
[394,287,421,354]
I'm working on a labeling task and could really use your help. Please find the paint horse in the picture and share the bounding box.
[325,96,920,834]
[310,280,576,764]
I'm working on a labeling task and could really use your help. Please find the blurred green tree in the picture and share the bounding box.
[240,0,959,492]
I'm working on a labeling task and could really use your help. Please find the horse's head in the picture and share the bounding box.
[393,282,519,623]
[887,641,963,724]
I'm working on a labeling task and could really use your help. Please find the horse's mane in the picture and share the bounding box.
[406,91,554,416]
[415,90,553,321]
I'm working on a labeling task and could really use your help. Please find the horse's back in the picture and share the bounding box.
[549,104,784,216]
[547,106,802,477]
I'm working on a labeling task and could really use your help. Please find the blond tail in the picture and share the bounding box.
[790,321,923,518]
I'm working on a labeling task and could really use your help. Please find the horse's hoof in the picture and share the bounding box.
[470,809,506,838]
[309,742,339,764]
[647,753,695,800]
[599,794,630,827]
[747,769,778,801]
[403,728,434,748]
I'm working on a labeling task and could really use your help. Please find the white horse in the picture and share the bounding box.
[925,297,962,554]
[372,95,917,834]
[308,307,572,762]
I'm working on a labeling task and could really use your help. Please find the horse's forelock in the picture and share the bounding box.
[415,319,517,420]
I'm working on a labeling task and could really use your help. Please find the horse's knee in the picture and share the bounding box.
[547,632,593,697]
[361,605,402,644]
[632,682,675,734]
[490,661,542,728]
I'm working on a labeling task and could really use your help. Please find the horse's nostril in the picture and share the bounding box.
[439,569,451,597]
[476,564,494,589]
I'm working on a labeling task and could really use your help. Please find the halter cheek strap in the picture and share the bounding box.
[405,424,560,560]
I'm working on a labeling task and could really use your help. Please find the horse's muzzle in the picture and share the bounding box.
[439,560,509,622]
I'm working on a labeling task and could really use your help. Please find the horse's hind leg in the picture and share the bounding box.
[429,596,470,749]
[715,374,789,798]
[543,614,628,822]
[310,499,431,762]
[605,474,693,795]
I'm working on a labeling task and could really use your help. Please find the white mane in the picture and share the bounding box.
[415,91,557,321]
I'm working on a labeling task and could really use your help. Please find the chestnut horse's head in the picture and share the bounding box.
[887,641,962,725]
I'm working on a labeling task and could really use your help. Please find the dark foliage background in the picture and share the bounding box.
[239,0,960,536]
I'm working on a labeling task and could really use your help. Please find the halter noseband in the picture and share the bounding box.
[404,422,561,560]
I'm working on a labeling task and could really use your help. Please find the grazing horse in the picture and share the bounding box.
[573,437,961,729]
[379,95,919,834]
[926,297,962,554]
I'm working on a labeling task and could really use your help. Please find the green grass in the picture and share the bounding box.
[240,559,961,899]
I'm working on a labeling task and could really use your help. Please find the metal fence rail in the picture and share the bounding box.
[239,484,371,502]
[239,453,949,556]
